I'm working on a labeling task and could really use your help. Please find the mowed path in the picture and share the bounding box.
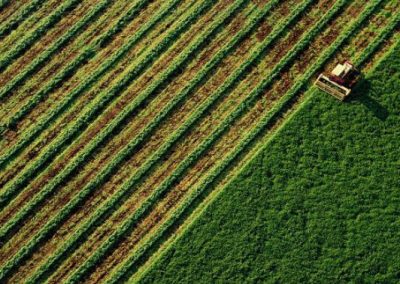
[0,0,399,283]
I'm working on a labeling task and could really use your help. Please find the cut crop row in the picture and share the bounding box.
[0,0,82,73]
[103,2,389,282]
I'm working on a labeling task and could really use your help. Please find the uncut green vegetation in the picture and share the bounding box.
[139,41,400,283]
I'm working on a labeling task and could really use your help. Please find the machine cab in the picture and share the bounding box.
[315,61,360,101]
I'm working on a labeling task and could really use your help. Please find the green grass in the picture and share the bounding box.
[139,41,400,283]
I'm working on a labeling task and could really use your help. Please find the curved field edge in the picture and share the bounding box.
[135,38,400,283]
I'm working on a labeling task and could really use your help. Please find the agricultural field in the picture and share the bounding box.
[139,41,400,283]
[0,0,398,283]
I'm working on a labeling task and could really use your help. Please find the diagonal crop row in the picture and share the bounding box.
[0,0,242,280]
[0,0,46,39]
[0,0,81,73]
[23,1,288,282]
[57,0,345,281]
[0,0,183,174]
[0,0,198,199]
[4,0,260,244]
[0,0,221,226]
[106,2,389,282]
[0,0,168,160]
[0,0,147,127]
[0,0,242,248]
[0,0,113,101]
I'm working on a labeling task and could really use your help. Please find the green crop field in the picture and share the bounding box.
[0,0,398,283]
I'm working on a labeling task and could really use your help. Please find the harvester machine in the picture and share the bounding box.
[315,60,360,101]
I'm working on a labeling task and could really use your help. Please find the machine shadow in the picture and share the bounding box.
[348,78,389,121]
